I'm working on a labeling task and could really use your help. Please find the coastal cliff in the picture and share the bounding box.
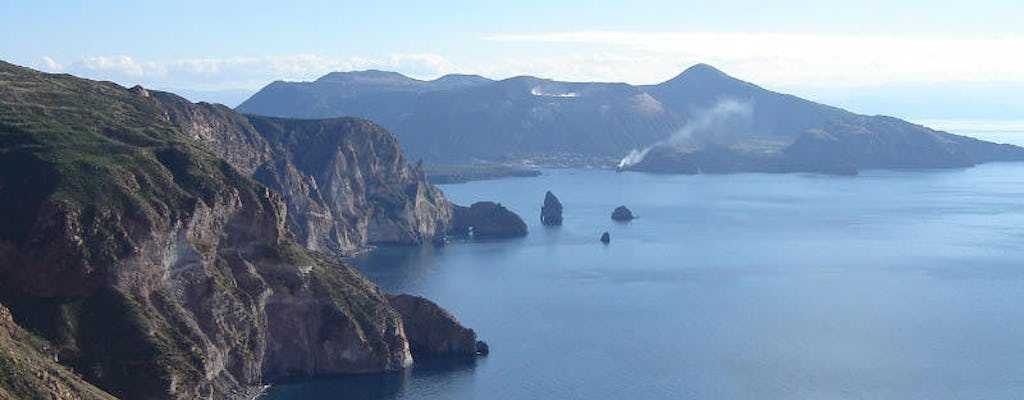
[0,61,465,399]
[143,90,451,257]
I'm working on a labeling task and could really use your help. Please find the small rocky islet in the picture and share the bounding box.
[449,201,528,239]
[612,205,636,221]
[541,190,563,226]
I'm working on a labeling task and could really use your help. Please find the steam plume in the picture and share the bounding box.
[618,99,753,168]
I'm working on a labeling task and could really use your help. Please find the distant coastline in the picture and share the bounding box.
[424,164,542,184]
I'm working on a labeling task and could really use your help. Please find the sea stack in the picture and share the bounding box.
[449,201,528,238]
[600,232,611,243]
[611,206,636,221]
[541,191,563,226]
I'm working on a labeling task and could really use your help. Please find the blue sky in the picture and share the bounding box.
[2,0,1023,117]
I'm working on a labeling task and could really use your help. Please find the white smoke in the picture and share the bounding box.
[618,98,753,168]
[618,147,653,168]
[531,86,579,98]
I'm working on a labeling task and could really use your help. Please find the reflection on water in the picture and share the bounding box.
[267,358,480,400]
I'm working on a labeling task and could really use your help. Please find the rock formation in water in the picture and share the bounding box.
[386,294,487,357]
[600,232,611,243]
[0,61,470,399]
[237,64,1024,173]
[541,191,563,226]
[449,202,528,239]
[612,206,636,221]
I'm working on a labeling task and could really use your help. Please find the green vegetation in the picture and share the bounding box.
[0,61,417,399]
[0,304,117,400]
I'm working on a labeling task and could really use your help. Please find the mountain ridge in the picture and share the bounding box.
[236,64,1024,173]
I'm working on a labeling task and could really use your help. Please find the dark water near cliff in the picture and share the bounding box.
[266,162,1024,400]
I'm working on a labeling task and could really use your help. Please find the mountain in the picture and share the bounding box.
[237,64,1024,174]
[238,71,679,165]
[0,61,472,399]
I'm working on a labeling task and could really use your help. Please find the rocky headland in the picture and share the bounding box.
[0,61,477,399]
[386,294,487,357]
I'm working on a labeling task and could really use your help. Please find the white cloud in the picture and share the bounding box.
[76,55,146,77]
[38,56,61,72]
[39,32,1024,101]
[481,31,1024,87]
[49,53,459,91]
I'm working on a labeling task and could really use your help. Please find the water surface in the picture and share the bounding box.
[267,163,1024,400]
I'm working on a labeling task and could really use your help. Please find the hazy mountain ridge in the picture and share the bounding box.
[238,70,682,165]
[237,64,1024,173]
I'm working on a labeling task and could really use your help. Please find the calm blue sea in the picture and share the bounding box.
[266,151,1024,399]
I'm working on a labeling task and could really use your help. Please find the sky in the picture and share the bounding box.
[2,0,1023,118]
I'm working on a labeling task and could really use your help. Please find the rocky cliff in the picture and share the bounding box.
[386,294,485,357]
[0,61,464,399]
[140,90,451,257]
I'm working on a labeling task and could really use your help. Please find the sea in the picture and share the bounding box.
[265,125,1024,399]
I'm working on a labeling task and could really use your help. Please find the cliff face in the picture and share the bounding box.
[0,62,416,399]
[247,116,451,255]
[144,91,451,257]
[386,294,482,357]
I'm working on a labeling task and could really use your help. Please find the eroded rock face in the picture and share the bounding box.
[541,191,563,226]
[386,294,483,357]
[147,91,452,258]
[0,62,418,399]
[263,262,413,380]
[611,206,635,221]
[449,202,528,239]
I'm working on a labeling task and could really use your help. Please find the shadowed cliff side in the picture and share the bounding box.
[0,302,117,400]
[386,294,486,358]
[0,61,427,399]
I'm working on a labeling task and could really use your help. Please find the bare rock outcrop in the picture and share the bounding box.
[449,202,528,239]
[541,191,563,226]
[385,294,487,358]
[146,91,452,258]
[386,294,487,357]
[612,206,636,221]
